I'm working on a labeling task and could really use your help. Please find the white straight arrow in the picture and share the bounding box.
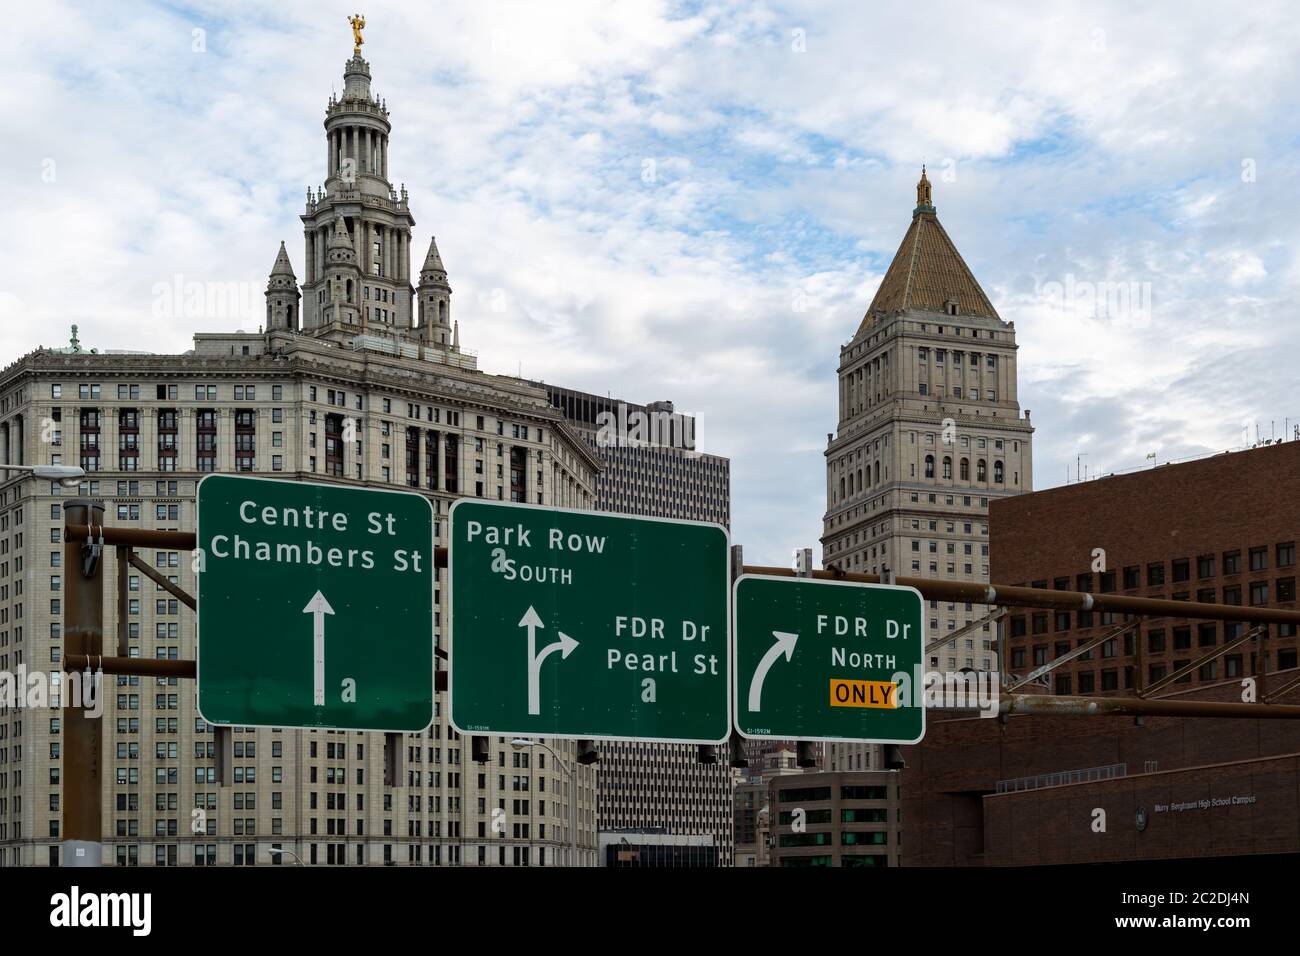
[303,590,335,707]
[747,630,799,713]
[520,605,579,715]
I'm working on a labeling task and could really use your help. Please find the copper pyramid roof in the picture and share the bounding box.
[858,169,999,333]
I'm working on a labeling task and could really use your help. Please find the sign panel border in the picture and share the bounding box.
[730,573,927,745]
[195,472,437,734]
[447,497,732,745]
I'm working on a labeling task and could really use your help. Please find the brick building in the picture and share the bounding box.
[993,440,1298,695]
[899,438,1300,866]
[901,683,1300,865]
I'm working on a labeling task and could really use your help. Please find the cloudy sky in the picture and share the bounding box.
[4,1,1299,563]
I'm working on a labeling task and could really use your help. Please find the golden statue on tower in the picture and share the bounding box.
[348,14,366,56]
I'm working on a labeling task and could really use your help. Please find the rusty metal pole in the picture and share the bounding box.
[62,499,104,867]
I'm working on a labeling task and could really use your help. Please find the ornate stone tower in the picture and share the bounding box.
[265,241,301,332]
[823,169,1034,663]
[298,45,416,333]
[821,170,1034,776]
[416,236,453,345]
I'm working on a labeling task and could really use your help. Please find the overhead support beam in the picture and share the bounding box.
[994,692,1300,720]
[127,550,195,610]
[1141,626,1263,699]
[65,526,1300,627]
[1264,670,1300,704]
[749,564,1300,628]
[924,608,1006,656]
[1006,621,1137,692]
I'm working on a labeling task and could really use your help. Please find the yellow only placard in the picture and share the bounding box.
[828,679,898,709]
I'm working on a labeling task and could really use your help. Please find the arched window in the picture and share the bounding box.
[960,458,969,481]
[439,300,447,322]
[839,476,845,499]
[865,464,872,487]
[977,459,987,481]
[994,461,1004,483]
[924,455,935,479]
[856,469,862,493]
[942,457,952,480]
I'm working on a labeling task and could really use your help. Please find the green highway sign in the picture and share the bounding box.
[448,500,730,743]
[732,575,925,743]
[196,474,434,732]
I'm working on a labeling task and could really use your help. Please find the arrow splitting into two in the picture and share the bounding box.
[747,630,798,713]
[519,606,579,715]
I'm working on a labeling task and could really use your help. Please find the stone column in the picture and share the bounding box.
[139,408,156,474]
[414,427,423,488]
[218,409,234,473]
[440,432,450,492]
[427,430,438,490]
[101,407,118,474]
[462,434,471,496]
[177,409,191,471]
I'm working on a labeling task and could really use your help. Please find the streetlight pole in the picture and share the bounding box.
[511,738,578,867]
[267,846,305,866]
[0,464,87,486]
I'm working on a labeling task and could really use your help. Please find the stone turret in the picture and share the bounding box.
[316,217,362,328]
[416,236,453,346]
[265,241,301,332]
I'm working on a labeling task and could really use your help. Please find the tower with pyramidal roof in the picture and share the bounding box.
[822,171,1034,775]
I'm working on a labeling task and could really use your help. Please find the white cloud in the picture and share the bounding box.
[4,0,1300,563]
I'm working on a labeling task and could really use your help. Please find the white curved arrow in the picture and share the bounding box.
[521,606,579,715]
[747,630,798,712]
[303,590,335,706]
